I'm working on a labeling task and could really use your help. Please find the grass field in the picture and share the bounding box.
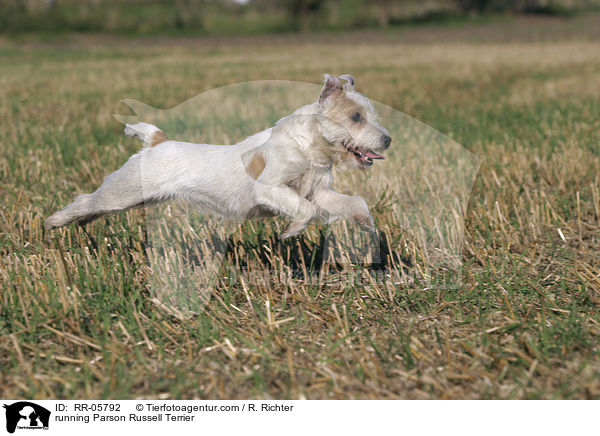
[2,13,600,399]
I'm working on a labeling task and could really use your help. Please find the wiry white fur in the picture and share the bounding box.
[45,75,391,238]
[124,122,164,148]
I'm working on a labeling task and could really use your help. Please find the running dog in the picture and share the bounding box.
[45,74,391,238]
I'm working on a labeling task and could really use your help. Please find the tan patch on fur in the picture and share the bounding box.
[325,93,363,125]
[150,131,168,147]
[246,154,266,179]
[324,93,365,147]
[317,93,364,163]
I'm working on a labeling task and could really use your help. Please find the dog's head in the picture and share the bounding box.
[317,74,391,167]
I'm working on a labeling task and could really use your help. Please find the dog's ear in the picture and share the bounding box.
[338,74,355,92]
[319,74,342,104]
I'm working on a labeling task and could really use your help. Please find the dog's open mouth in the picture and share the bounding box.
[347,145,385,166]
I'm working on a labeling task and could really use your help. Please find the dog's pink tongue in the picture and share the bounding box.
[363,151,385,160]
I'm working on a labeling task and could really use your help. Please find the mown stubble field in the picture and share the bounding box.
[1,14,600,399]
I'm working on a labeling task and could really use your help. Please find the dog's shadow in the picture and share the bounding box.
[78,220,411,284]
[219,228,403,279]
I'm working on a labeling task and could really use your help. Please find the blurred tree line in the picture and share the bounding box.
[0,0,598,34]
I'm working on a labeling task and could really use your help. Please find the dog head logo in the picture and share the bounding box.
[3,402,50,434]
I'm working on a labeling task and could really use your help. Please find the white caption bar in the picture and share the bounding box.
[0,400,597,435]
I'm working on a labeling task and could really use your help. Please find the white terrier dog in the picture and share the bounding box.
[45,74,391,238]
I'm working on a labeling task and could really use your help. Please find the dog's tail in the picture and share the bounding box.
[124,122,168,148]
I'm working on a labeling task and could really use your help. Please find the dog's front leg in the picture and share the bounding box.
[313,189,375,231]
[254,183,327,238]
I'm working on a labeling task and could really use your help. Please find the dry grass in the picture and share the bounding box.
[2,14,600,399]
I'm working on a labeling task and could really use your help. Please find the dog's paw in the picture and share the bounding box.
[354,212,375,232]
[45,213,65,229]
[316,207,332,224]
[282,205,330,238]
[282,220,307,239]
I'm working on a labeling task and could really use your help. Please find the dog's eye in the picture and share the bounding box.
[351,112,362,123]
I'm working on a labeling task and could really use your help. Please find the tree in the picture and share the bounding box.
[284,0,326,32]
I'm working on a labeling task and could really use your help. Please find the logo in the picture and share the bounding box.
[3,402,50,434]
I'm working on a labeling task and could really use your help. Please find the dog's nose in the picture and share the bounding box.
[381,135,392,149]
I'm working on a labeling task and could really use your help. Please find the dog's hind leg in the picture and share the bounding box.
[45,153,160,229]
